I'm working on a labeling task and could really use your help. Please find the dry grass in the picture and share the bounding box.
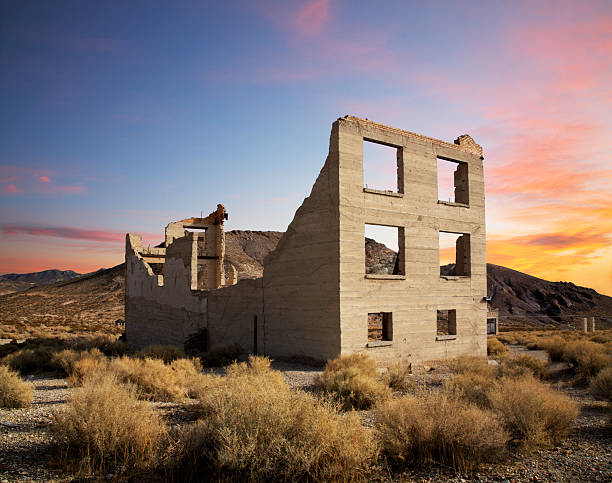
[314,353,391,410]
[488,376,579,450]
[448,355,496,378]
[589,367,612,403]
[72,335,127,356]
[200,343,242,367]
[560,340,610,379]
[177,356,376,481]
[383,363,414,392]
[51,374,166,475]
[52,348,107,383]
[0,365,33,408]
[487,337,509,357]
[375,392,508,472]
[444,372,497,408]
[2,346,62,374]
[137,345,185,363]
[499,354,548,380]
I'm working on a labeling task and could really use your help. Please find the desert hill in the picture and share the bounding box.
[0,269,81,296]
[1,231,610,338]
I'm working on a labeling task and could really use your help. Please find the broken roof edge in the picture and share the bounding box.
[338,115,483,158]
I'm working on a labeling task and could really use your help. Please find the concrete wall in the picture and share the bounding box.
[335,117,487,365]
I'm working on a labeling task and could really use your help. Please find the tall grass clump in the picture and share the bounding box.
[487,337,509,358]
[444,372,497,408]
[383,363,414,392]
[499,354,548,380]
[314,353,390,410]
[488,376,578,450]
[2,346,61,374]
[561,340,610,379]
[0,365,34,408]
[51,374,166,475]
[176,356,376,481]
[589,367,612,403]
[448,355,496,378]
[538,336,568,362]
[137,345,185,363]
[375,392,508,472]
[53,348,107,383]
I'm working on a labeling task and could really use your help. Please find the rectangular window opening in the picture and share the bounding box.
[437,309,457,336]
[439,231,470,277]
[363,139,403,193]
[437,157,469,204]
[365,224,405,275]
[487,318,497,335]
[368,312,393,341]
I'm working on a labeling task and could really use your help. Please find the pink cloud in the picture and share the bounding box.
[1,184,22,194]
[39,175,51,182]
[1,224,158,244]
[294,0,330,37]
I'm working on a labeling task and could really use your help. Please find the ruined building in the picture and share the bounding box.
[126,116,487,364]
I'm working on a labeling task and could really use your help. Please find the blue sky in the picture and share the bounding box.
[1,1,611,295]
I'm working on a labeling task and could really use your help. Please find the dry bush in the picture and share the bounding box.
[561,340,610,379]
[314,353,390,410]
[487,337,509,357]
[73,335,127,356]
[444,372,497,408]
[107,357,190,402]
[0,365,33,408]
[375,392,508,472]
[448,355,496,378]
[177,356,376,481]
[589,367,612,403]
[495,332,518,345]
[589,331,612,345]
[53,348,107,381]
[499,354,548,380]
[137,345,185,363]
[383,363,414,392]
[2,346,61,374]
[200,343,242,367]
[51,374,166,475]
[538,336,568,362]
[488,376,578,450]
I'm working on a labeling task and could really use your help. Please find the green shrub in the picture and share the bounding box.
[0,365,33,408]
[177,356,376,481]
[51,374,166,474]
[375,392,508,471]
[314,353,390,410]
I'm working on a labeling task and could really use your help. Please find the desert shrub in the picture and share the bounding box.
[589,367,612,403]
[314,353,390,410]
[73,335,127,356]
[0,365,34,408]
[495,332,518,345]
[177,356,376,481]
[53,348,107,381]
[488,376,578,450]
[200,343,242,367]
[375,392,507,472]
[2,346,61,374]
[487,337,509,357]
[444,372,497,408]
[383,363,414,392]
[137,345,185,363]
[51,374,166,474]
[108,356,191,402]
[589,331,612,345]
[499,354,548,380]
[448,355,496,378]
[538,336,568,362]
[561,340,610,379]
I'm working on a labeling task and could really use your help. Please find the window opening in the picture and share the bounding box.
[365,224,404,275]
[437,157,469,204]
[437,309,457,335]
[439,231,470,276]
[363,139,403,193]
[368,312,393,341]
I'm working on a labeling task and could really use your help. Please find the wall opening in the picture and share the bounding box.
[437,157,469,204]
[363,139,403,193]
[365,224,404,275]
[487,318,497,335]
[439,231,470,276]
[437,309,457,335]
[368,312,393,341]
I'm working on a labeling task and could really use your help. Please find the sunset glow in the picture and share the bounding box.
[1,1,610,295]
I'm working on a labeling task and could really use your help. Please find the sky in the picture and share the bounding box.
[0,0,611,296]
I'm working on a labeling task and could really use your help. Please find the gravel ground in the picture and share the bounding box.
[1,364,610,482]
